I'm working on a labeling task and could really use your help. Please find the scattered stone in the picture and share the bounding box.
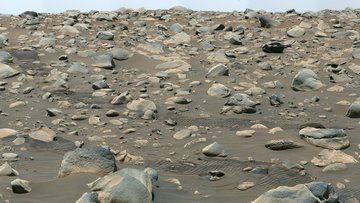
[202,142,225,157]
[173,129,192,140]
[311,149,358,167]
[0,63,19,79]
[207,83,230,98]
[291,69,324,91]
[237,181,255,191]
[322,163,347,172]
[299,127,349,149]
[206,64,229,78]
[287,26,305,37]
[95,31,114,40]
[0,162,19,176]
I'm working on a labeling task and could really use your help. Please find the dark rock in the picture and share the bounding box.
[262,42,287,53]
[269,93,284,107]
[92,80,109,90]
[265,140,303,151]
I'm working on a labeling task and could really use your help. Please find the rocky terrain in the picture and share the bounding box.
[0,6,360,203]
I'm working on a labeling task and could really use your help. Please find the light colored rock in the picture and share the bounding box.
[173,129,192,140]
[311,149,358,167]
[206,64,229,78]
[60,25,81,35]
[202,142,224,157]
[237,181,255,191]
[236,130,256,137]
[29,127,56,142]
[287,26,305,37]
[0,162,19,176]
[322,163,347,172]
[207,83,230,97]
[155,60,191,74]
[58,147,117,178]
[299,127,349,149]
[164,31,191,45]
[0,63,19,79]
[0,128,18,139]
[127,99,157,112]
[291,69,324,91]
[346,98,360,118]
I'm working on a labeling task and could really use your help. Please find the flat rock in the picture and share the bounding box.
[206,64,229,78]
[67,62,89,74]
[96,31,114,40]
[29,127,56,142]
[287,26,305,37]
[109,48,133,60]
[0,128,18,139]
[173,129,192,140]
[58,147,117,178]
[299,127,349,149]
[265,140,303,151]
[311,149,358,167]
[91,54,115,69]
[155,60,191,74]
[127,99,157,112]
[322,163,347,172]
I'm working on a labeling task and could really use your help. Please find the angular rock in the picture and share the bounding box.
[0,162,19,176]
[252,182,339,203]
[207,83,230,98]
[206,64,229,78]
[155,60,191,74]
[311,149,358,167]
[92,54,114,69]
[291,69,324,91]
[29,127,56,142]
[202,142,225,157]
[173,129,191,140]
[0,128,18,139]
[259,16,279,28]
[0,51,13,64]
[287,26,305,37]
[109,48,133,60]
[224,93,257,113]
[68,62,89,74]
[346,98,360,118]
[262,42,287,53]
[0,63,19,79]
[96,31,114,40]
[11,179,31,194]
[58,147,117,178]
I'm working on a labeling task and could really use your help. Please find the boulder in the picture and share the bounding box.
[87,168,157,203]
[291,69,324,91]
[58,147,117,178]
[262,42,287,53]
[252,182,339,203]
[259,16,279,28]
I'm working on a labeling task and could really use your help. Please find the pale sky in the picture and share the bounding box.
[1,0,360,15]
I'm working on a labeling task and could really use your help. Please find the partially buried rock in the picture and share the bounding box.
[223,93,257,114]
[127,99,157,112]
[96,31,114,40]
[346,98,360,118]
[86,168,157,203]
[265,140,303,151]
[206,64,229,78]
[207,83,230,98]
[287,26,305,37]
[58,147,117,178]
[67,62,88,74]
[0,128,18,139]
[291,69,324,91]
[0,51,13,64]
[259,16,279,28]
[11,178,31,194]
[173,129,191,140]
[155,60,191,74]
[202,142,225,157]
[0,63,19,79]
[252,181,339,203]
[322,163,347,172]
[299,127,349,150]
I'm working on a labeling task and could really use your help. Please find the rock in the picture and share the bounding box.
[346,98,360,118]
[96,31,114,40]
[105,109,119,117]
[11,179,31,194]
[269,93,284,107]
[209,170,225,181]
[245,87,266,96]
[2,153,18,160]
[109,48,133,60]
[229,35,242,45]
[352,49,360,59]
[92,54,115,69]
[164,31,191,45]
[0,128,18,139]
[92,80,109,90]
[155,60,191,74]
[137,42,164,54]
[265,140,303,151]
[281,159,304,170]
[262,42,287,53]
[252,182,339,203]
[0,51,13,64]
[29,127,56,142]
[173,129,192,140]
[237,181,255,191]
[60,25,81,36]
[127,99,157,112]
[116,150,144,165]
[236,130,256,137]
[166,96,192,105]
[348,63,360,75]
[207,49,229,63]
[299,127,349,149]
[68,62,89,74]
[311,149,358,167]
[0,34,8,47]
[224,93,257,113]
[287,26,305,37]
[322,163,347,172]
[0,162,19,176]
[259,16,279,28]
[58,147,117,178]
[206,64,229,78]
[170,23,183,33]
[207,83,230,98]
[20,11,38,17]
[202,142,225,157]
[87,168,155,203]
[75,192,99,203]
[111,91,130,105]
[0,63,19,79]
[291,69,324,91]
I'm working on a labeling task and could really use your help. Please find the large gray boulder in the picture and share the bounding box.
[58,147,117,178]
[299,127,349,150]
[346,98,360,118]
[291,69,324,91]
[86,168,157,203]
[252,182,339,203]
